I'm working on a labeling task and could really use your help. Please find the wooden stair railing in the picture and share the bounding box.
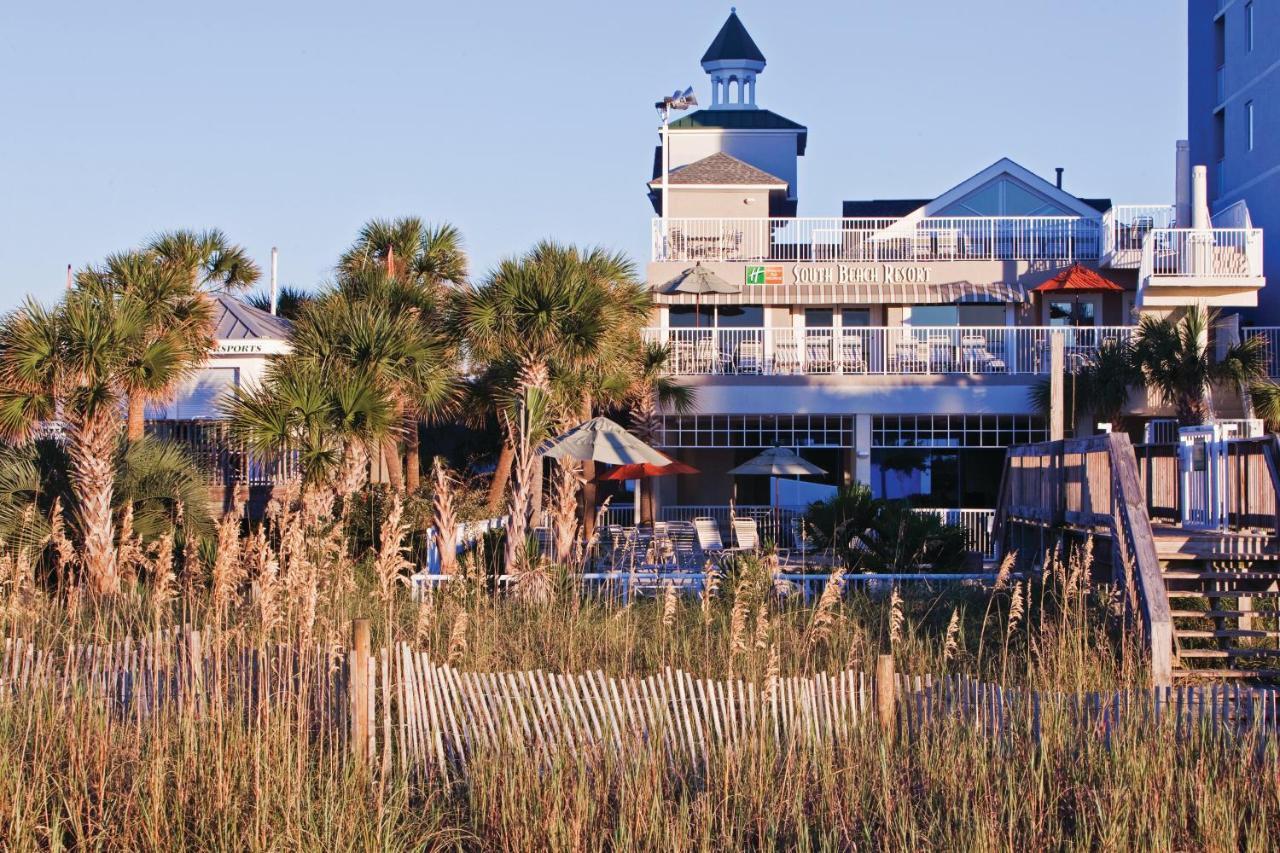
[995,433,1173,687]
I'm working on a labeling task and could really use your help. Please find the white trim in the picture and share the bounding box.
[913,158,1104,222]
[646,181,788,190]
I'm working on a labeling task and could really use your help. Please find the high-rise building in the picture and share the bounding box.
[1189,0,1279,319]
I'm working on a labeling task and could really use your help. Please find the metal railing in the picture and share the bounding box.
[602,504,995,560]
[146,419,300,487]
[644,326,1135,376]
[1245,327,1280,377]
[651,216,1102,263]
[1102,204,1175,268]
[1142,228,1263,279]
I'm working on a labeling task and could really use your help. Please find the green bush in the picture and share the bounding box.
[804,485,968,572]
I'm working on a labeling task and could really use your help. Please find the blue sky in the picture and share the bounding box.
[0,0,1186,309]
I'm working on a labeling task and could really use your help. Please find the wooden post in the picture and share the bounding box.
[1049,332,1065,441]
[875,654,895,740]
[350,619,371,768]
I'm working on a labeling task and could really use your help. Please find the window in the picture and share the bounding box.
[1048,300,1096,327]
[715,305,764,327]
[803,308,834,328]
[957,304,1006,327]
[907,305,958,326]
[841,308,871,327]
[1247,100,1255,151]
[1247,2,1255,52]
[668,305,762,327]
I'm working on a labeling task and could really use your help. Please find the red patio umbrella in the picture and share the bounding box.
[594,459,700,526]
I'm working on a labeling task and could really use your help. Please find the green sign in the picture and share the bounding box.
[745,265,766,285]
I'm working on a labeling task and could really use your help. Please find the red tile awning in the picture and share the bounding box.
[1031,263,1126,293]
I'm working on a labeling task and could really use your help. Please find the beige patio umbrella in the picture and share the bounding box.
[541,417,671,536]
[664,262,740,327]
[728,446,827,509]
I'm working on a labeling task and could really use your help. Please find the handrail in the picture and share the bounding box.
[996,433,1172,686]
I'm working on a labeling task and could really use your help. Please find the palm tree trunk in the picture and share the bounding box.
[70,416,121,596]
[125,395,147,443]
[381,435,404,491]
[405,417,421,492]
[486,443,514,512]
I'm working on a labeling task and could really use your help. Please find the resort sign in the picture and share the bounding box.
[746,264,933,285]
[792,264,932,285]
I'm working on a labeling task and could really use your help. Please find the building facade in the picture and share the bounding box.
[1189,0,1279,320]
[644,11,1267,520]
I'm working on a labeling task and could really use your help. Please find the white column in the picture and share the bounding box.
[854,414,873,488]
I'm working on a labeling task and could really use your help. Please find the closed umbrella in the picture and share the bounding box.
[594,459,700,526]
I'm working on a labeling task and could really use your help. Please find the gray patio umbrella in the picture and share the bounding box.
[728,446,827,508]
[541,416,671,466]
[664,263,741,327]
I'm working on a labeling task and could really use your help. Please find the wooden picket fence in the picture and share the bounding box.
[4,623,1280,779]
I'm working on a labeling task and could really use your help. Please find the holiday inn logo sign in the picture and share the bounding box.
[747,264,932,285]
[745,265,784,285]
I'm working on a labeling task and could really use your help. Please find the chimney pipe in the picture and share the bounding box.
[65,264,72,291]
[1175,140,1191,228]
[269,247,279,316]
[1055,167,1064,190]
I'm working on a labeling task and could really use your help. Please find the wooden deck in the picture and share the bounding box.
[995,433,1280,684]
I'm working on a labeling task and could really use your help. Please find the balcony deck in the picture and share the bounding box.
[644,326,1134,377]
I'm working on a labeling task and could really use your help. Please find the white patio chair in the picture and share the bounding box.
[692,517,725,555]
[838,338,866,373]
[731,516,760,552]
[735,338,763,374]
[774,339,801,374]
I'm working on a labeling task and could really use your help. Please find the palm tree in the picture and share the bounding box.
[76,251,215,442]
[0,291,155,594]
[0,436,214,567]
[223,362,394,503]
[1132,306,1268,425]
[283,273,458,493]
[340,218,468,291]
[246,286,314,321]
[460,241,649,532]
[340,219,467,490]
[1031,339,1141,434]
[148,229,262,292]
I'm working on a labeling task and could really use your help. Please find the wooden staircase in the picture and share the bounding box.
[1156,528,1280,680]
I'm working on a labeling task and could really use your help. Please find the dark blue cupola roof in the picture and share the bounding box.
[701,9,765,65]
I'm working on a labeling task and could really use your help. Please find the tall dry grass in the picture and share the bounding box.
[0,500,1271,849]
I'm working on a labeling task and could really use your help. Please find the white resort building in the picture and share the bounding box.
[640,11,1270,540]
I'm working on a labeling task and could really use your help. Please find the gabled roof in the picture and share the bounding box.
[842,159,1110,223]
[212,294,292,340]
[648,152,787,188]
[921,158,1106,220]
[701,10,765,64]
[666,109,807,155]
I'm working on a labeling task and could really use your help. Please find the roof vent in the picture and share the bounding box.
[1055,167,1064,190]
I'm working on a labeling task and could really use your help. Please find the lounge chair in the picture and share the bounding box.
[735,338,763,374]
[731,516,760,552]
[838,338,866,373]
[805,336,834,373]
[773,338,801,374]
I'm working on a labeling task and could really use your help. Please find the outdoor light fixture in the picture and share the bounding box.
[656,87,698,239]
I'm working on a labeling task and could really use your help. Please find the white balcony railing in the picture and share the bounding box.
[1102,205,1176,268]
[651,216,1102,264]
[644,326,1135,376]
[1244,327,1280,377]
[1141,228,1263,279]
